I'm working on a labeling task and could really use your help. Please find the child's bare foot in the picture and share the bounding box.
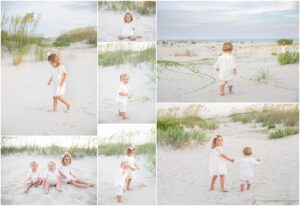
[122,116,128,120]
[127,188,133,191]
[48,109,58,112]
[209,188,214,191]
[56,188,62,192]
[24,189,29,193]
[220,93,225,96]
[88,184,95,187]
[45,191,49,194]
[221,189,228,192]
[67,105,71,111]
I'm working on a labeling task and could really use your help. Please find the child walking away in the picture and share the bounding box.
[114,162,129,203]
[59,152,95,188]
[24,161,43,193]
[47,53,71,112]
[214,42,237,96]
[235,147,261,192]
[43,161,62,194]
[118,11,142,41]
[209,135,234,192]
[116,73,130,120]
[124,146,140,191]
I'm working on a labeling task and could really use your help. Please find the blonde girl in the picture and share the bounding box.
[209,135,234,192]
[124,147,139,190]
[118,11,142,41]
[58,152,94,188]
[47,53,71,112]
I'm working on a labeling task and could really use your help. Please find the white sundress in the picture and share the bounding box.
[51,65,67,96]
[209,146,227,176]
[121,22,135,37]
[214,53,236,81]
[59,165,77,183]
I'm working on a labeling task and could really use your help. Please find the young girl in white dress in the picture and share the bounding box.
[24,161,43,193]
[116,73,130,120]
[114,161,128,203]
[43,161,62,194]
[58,152,95,188]
[47,53,71,112]
[124,147,139,190]
[118,11,141,41]
[209,135,234,192]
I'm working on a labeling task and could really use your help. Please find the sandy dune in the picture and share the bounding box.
[98,155,156,205]
[98,9,156,42]
[158,118,299,205]
[98,64,156,123]
[1,48,97,135]
[157,42,299,102]
[1,154,97,205]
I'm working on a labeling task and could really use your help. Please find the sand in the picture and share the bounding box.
[157,118,299,205]
[98,155,156,205]
[1,154,97,205]
[98,64,156,123]
[1,47,97,135]
[157,42,299,102]
[98,9,156,42]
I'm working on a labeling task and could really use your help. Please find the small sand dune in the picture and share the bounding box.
[158,119,299,205]
[1,48,97,135]
[1,155,97,205]
[98,64,156,123]
[157,42,299,102]
[98,155,156,205]
[98,9,156,42]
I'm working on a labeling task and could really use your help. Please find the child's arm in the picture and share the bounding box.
[220,153,234,163]
[58,171,66,179]
[59,73,67,87]
[233,68,237,76]
[48,76,53,85]
[119,92,128,96]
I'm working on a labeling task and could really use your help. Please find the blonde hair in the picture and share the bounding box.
[48,161,56,167]
[243,147,252,156]
[223,42,233,52]
[48,53,61,65]
[123,12,133,23]
[30,161,38,167]
[61,153,72,166]
[211,135,222,149]
[120,73,129,80]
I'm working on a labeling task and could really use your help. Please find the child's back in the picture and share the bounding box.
[215,53,236,81]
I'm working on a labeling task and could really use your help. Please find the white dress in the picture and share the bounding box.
[114,169,127,196]
[123,155,136,180]
[121,22,135,37]
[209,146,227,176]
[26,170,41,183]
[235,157,260,183]
[116,83,129,112]
[51,65,67,96]
[214,53,236,81]
[59,165,77,183]
[44,170,60,185]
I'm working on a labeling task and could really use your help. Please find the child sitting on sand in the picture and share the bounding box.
[116,73,130,120]
[118,11,141,41]
[124,146,140,190]
[24,161,43,193]
[235,147,261,192]
[214,42,237,96]
[209,135,234,192]
[114,161,129,203]
[47,53,71,112]
[59,152,95,188]
[43,161,62,194]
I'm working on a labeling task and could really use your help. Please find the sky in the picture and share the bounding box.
[158,1,299,40]
[2,1,96,38]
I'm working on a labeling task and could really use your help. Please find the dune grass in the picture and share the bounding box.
[269,127,299,139]
[278,52,299,65]
[174,50,197,57]
[276,39,293,45]
[98,46,155,67]
[252,69,272,83]
[53,26,97,47]
[99,1,156,15]
[157,60,181,68]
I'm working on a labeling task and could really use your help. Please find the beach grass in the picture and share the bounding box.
[278,52,299,65]
[157,60,181,68]
[252,69,272,83]
[276,39,293,45]
[269,127,299,139]
[174,50,197,57]
[99,1,156,15]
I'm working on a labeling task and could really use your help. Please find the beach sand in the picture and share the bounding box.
[1,47,97,135]
[157,42,299,102]
[98,155,156,205]
[157,118,299,205]
[98,64,156,123]
[1,154,97,205]
[98,9,156,42]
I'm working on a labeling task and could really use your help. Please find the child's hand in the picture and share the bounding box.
[233,69,237,76]
[48,81,51,86]
[216,68,219,72]
[230,159,235,163]
[257,158,261,162]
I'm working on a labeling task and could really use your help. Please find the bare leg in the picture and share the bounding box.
[220,175,228,192]
[129,35,137,41]
[240,184,245,192]
[247,183,251,190]
[44,180,50,194]
[117,195,123,203]
[126,178,133,190]
[69,180,89,188]
[120,112,128,120]
[228,85,233,94]
[75,179,95,187]
[118,110,121,116]
[24,182,33,193]
[57,96,71,110]
[219,85,225,96]
[49,97,58,112]
[210,175,217,191]
[56,179,62,192]
[118,35,127,40]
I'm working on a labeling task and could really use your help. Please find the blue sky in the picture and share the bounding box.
[158,1,299,40]
[2,1,96,38]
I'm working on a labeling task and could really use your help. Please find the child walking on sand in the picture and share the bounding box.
[124,146,140,191]
[59,152,95,188]
[114,162,129,203]
[24,161,43,193]
[43,161,62,194]
[235,147,261,192]
[214,42,237,96]
[209,135,234,192]
[116,73,130,120]
[118,11,142,41]
[47,53,71,112]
